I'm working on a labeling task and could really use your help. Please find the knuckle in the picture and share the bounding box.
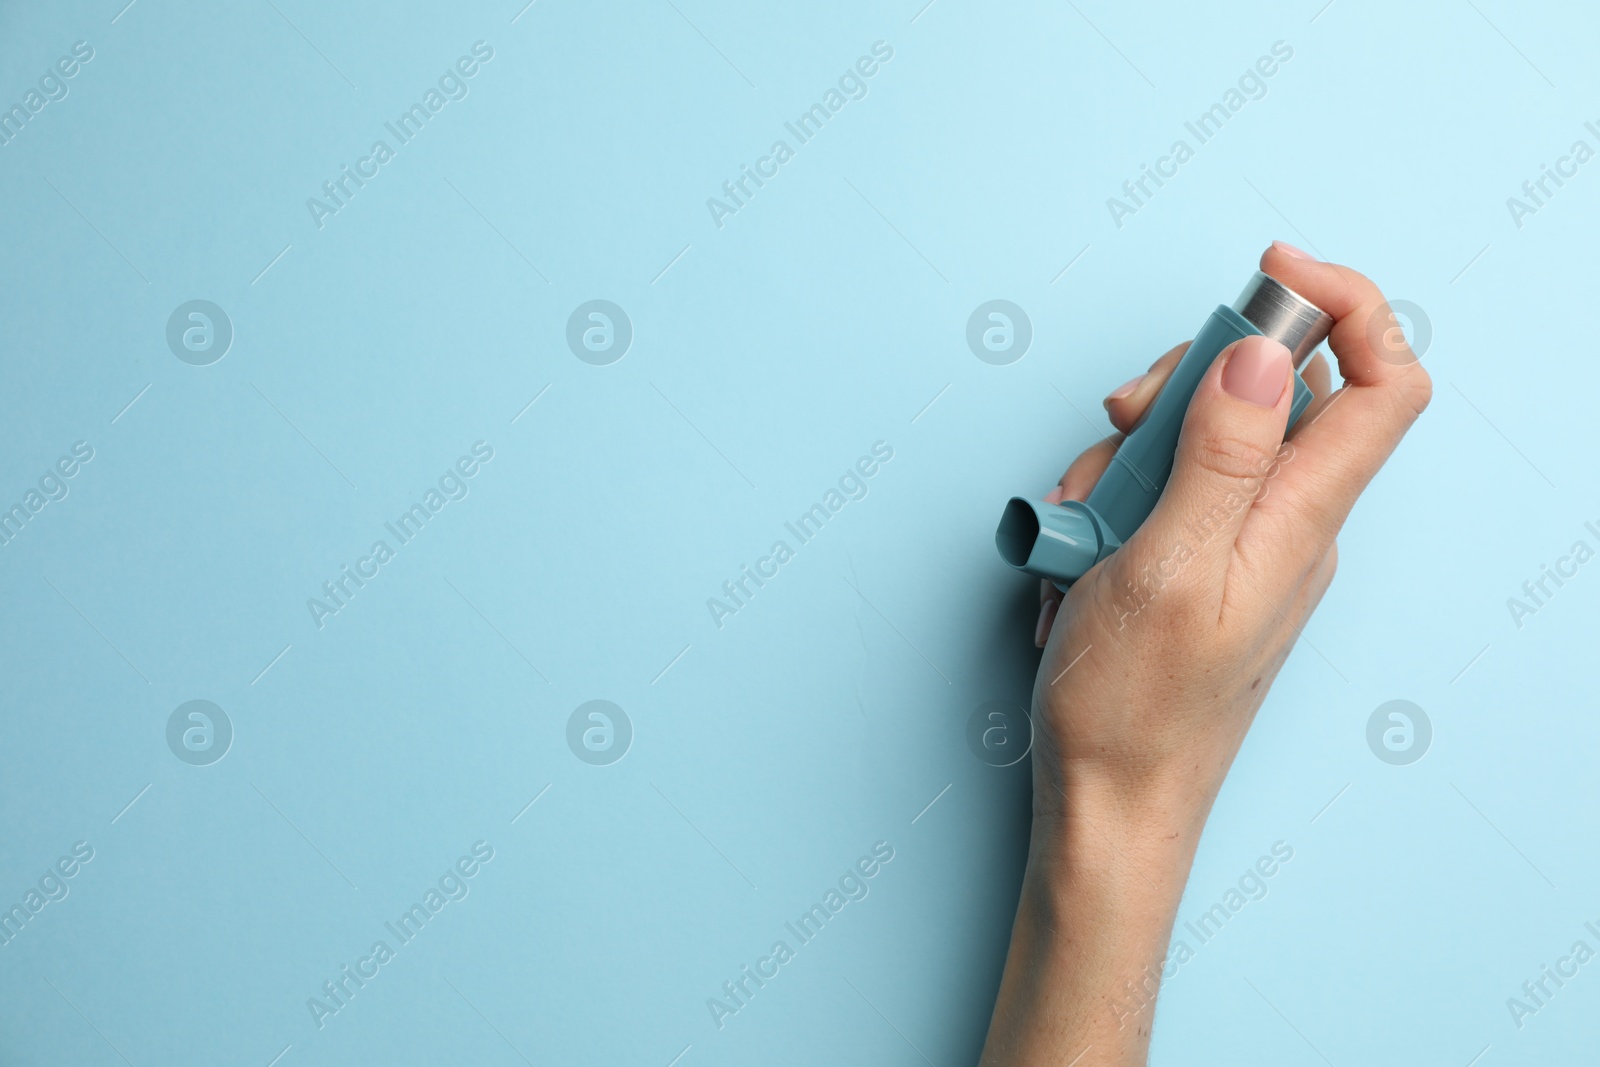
[1384,364,1433,424]
[1191,431,1277,485]
[1161,569,1213,619]
[1337,265,1382,307]
[1402,364,1434,417]
[1099,540,1213,634]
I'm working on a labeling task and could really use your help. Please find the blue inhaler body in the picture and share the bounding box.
[996,271,1333,587]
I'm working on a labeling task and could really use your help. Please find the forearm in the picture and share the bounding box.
[980,776,1207,1067]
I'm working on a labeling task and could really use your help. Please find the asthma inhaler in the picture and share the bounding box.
[995,271,1334,587]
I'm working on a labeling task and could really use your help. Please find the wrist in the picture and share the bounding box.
[982,769,1206,1063]
[1028,758,1212,892]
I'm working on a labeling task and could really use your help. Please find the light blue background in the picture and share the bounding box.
[1,0,1595,1064]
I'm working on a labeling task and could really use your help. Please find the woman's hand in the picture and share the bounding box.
[980,244,1432,1066]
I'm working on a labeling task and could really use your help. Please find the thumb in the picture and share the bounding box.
[1136,333,1293,590]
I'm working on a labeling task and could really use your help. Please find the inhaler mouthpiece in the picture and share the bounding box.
[995,498,1122,584]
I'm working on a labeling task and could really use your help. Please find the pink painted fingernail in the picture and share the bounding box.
[1272,239,1314,260]
[1105,374,1144,403]
[1221,335,1290,408]
[1044,485,1065,504]
[1034,598,1058,648]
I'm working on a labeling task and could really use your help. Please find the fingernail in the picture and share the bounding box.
[1044,485,1065,504]
[1104,374,1144,405]
[1034,598,1058,648]
[1221,335,1291,408]
[1272,239,1314,260]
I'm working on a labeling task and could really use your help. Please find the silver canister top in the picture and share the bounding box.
[1231,271,1333,367]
